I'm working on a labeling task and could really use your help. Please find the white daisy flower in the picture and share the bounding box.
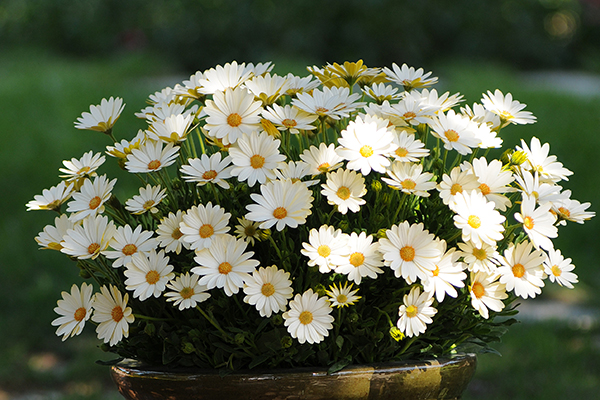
[419,89,464,113]
[180,153,234,190]
[550,190,595,225]
[437,166,480,205]
[292,86,364,120]
[103,224,158,268]
[59,150,106,184]
[165,273,211,310]
[274,161,318,187]
[35,214,78,251]
[390,131,430,162]
[301,225,349,273]
[234,217,263,246]
[321,169,367,214]
[498,241,547,299]
[450,190,506,248]
[125,184,167,215]
[397,286,437,338]
[191,234,259,297]
[283,73,321,96]
[473,122,502,149]
[544,248,578,289]
[173,70,205,100]
[66,175,116,222]
[387,91,436,126]
[61,215,116,260]
[382,63,438,91]
[514,194,558,251]
[91,285,134,346]
[481,89,536,126]
[261,104,318,134]
[74,97,125,133]
[300,143,344,175]
[382,162,436,197]
[51,283,94,341]
[513,170,564,206]
[471,157,516,211]
[106,130,146,160]
[26,180,74,212]
[246,179,313,231]
[429,110,480,155]
[461,103,501,131]
[146,113,195,144]
[156,210,190,254]
[335,232,384,285]
[516,137,573,183]
[336,115,397,175]
[283,289,334,344]
[229,131,286,187]
[243,265,294,317]
[422,246,467,302]
[326,282,361,308]
[362,83,402,104]
[204,87,263,145]
[180,202,231,251]
[125,140,179,173]
[469,271,508,319]
[244,73,290,105]
[124,249,175,301]
[457,241,500,274]
[378,221,443,284]
[197,61,254,95]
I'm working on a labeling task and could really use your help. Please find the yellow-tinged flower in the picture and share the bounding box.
[74,97,125,134]
[326,282,361,308]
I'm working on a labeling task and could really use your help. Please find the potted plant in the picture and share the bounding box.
[28,60,594,399]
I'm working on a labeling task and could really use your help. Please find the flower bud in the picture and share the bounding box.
[389,327,405,342]
[281,336,293,349]
[181,341,195,354]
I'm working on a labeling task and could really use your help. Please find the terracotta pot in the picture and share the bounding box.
[110,353,476,400]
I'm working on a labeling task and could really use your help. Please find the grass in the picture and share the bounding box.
[0,49,598,399]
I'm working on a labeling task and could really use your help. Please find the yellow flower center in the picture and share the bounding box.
[558,207,571,218]
[74,307,87,322]
[450,183,463,195]
[143,200,155,210]
[180,287,195,299]
[479,183,491,196]
[202,170,218,180]
[471,282,485,299]
[467,215,481,229]
[122,244,137,256]
[250,154,265,169]
[403,111,416,120]
[317,162,331,173]
[148,160,162,170]
[336,294,348,304]
[523,216,535,230]
[395,147,409,158]
[472,247,487,261]
[359,145,374,158]
[400,246,415,262]
[87,243,100,255]
[316,107,329,115]
[349,252,365,267]
[227,113,243,127]
[282,118,297,128]
[336,186,351,200]
[218,262,233,275]
[273,207,287,220]
[444,129,459,142]
[512,263,525,278]
[146,270,161,284]
[298,310,314,325]
[88,196,102,210]
[401,179,416,190]
[77,166,91,175]
[432,265,440,277]
[111,306,124,323]
[261,283,276,297]
[551,265,562,277]
[405,305,418,318]
[317,245,331,258]
[244,224,257,237]
[171,228,183,240]
[199,224,214,239]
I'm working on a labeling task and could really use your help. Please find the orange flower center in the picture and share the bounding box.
[202,170,218,180]
[512,263,525,278]
[349,252,365,267]
[148,160,162,170]
[146,270,161,284]
[317,162,331,173]
[111,306,124,323]
[180,287,195,299]
[432,265,440,277]
[558,207,571,218]
[282,118,297,128]
[87,243,100,255]
[299,310,314,325]
[479,183,491,196]
[89,196,102,210]
[250,154,265,169]
[261,283,276,297]
[143,200,155,210]
[401,179,416,190]
[400,246,415,262]
[171,228,183,240]
[218,262,233,274]
[336,186,351,200]
[199,224,214,239]
[227,113,242,127]
[450,183,463,195]
[74,307,87,322]
[523,216,535,230]
[551,265,562,277]
[273,207,287,220]
[403,111,416,120]
[471,282,485,299]
[122,244,137,256]
[444,129,459,142]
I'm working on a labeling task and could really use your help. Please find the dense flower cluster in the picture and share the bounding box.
[29,60,594,370]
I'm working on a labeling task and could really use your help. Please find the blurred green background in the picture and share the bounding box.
[1,0,599,399]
